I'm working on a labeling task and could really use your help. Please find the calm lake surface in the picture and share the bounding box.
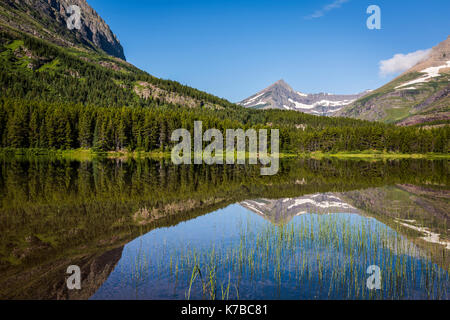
[0,157,448,300]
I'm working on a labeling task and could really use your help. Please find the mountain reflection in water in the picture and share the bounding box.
[92,193,449,300]
[0,157,448,299]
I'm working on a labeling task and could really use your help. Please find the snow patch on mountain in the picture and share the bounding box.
[396,60,450,89]
[243,92,266,105]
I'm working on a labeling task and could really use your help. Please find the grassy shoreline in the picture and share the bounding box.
[0,148,449,160]
[306,151,450,160]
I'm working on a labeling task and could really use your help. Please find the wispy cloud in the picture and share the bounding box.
[305,0,350,19]
[379,49,432,76]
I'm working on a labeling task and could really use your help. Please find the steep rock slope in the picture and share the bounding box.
[0,0,125,59]
[337,36,450,125]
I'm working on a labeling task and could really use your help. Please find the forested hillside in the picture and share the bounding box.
[0,23,448,154]
[0,28,235,110]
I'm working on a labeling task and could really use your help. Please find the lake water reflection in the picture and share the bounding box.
[0,157,448,299]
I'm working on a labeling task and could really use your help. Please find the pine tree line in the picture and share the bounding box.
[1,98,448,153]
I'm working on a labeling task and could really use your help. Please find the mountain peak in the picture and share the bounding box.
[239,80,370,116]
[406,35,449,74]
[271,79,293,91]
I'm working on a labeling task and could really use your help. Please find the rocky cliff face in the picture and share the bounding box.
[239,80,370,116]
[0,0,125,60]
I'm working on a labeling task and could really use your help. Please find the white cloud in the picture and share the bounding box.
[379,49,431,76]
[305,0,350,19]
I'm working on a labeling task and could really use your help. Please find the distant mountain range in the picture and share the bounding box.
[240,36,450,126]
[1,1,448,127]
[336,36,450,125]
[239,80,371,116]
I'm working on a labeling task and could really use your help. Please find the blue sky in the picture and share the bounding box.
[88,0,449,102]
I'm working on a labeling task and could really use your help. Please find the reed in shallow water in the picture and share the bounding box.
[125,213,449,300]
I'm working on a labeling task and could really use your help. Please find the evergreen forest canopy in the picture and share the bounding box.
[0,28,448,154]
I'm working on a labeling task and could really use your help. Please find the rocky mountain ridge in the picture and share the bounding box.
[239,79,371,116]
[336,36,450,125]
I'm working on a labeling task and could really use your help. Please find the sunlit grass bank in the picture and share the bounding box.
[1,148,449,161]
[307,151,450,160]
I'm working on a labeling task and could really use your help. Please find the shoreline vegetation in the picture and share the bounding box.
[1,148,449,161]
